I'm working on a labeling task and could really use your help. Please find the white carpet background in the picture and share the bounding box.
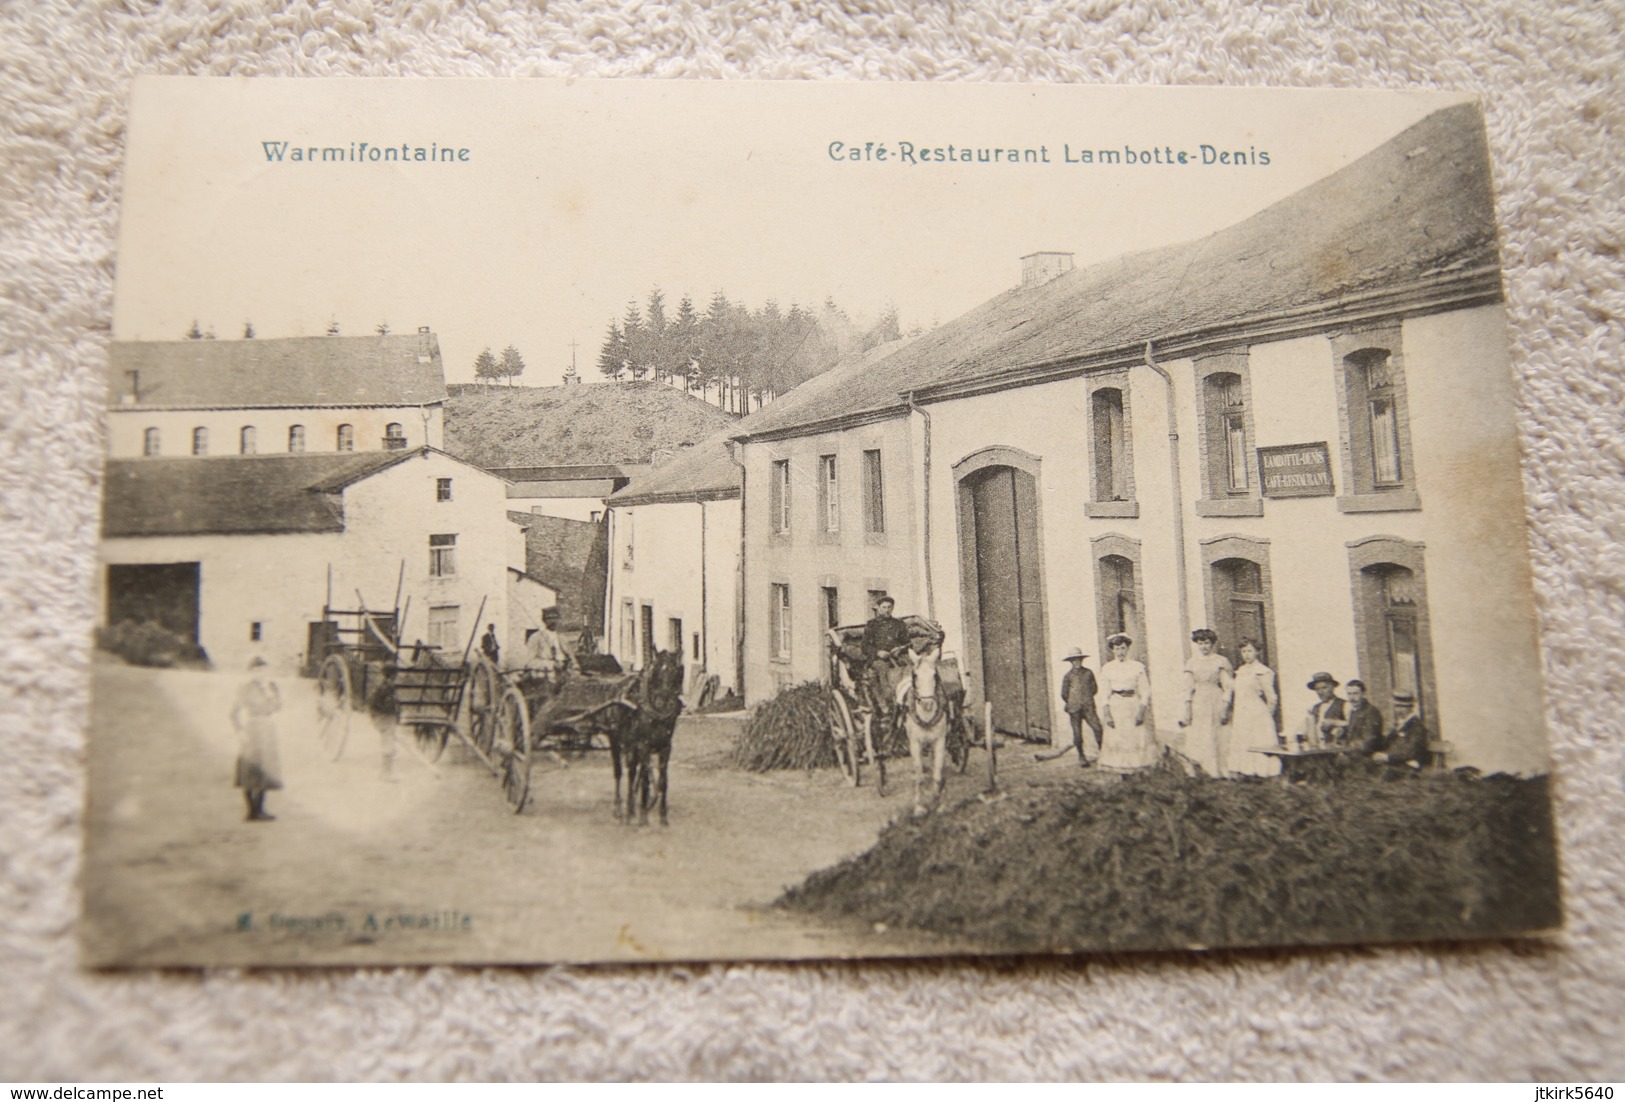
[2,0,1623,1081]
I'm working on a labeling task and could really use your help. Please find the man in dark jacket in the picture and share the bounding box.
[860,595,913,708]
[1039,647,1103,766]
[1343,678,1385,753]
[1372,690,1429,769]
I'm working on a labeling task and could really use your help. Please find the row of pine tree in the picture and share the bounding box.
[596,289,907,413]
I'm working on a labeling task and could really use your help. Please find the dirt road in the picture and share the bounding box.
[81,662,993,967]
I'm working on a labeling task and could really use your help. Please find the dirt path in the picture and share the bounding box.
[81,663,1000,967]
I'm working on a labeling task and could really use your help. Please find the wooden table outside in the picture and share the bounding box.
[1257,745,1360,782]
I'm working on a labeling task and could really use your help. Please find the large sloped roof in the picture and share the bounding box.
[606,428,743,506]
[736,102,1498,440]
[108,332,448,409]
[102,452,413,537]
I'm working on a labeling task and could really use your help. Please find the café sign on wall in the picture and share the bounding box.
[1257,442,1334,498]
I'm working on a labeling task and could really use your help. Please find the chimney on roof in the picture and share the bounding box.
[417,326,432,363]
[1021,251,1074,289]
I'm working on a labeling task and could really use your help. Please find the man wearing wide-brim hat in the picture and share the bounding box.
[1371,689,1429,769]
[1038,646,1103,766]
[1300,670,1347,748]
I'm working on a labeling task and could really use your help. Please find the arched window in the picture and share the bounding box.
[1092,387,1126,500]
[1206,371,1249,493]
[239,426,256,455]
[1349,348,1402,485]
[1333,329,1419,512]
[1348,536,1437,725]
[191,427,208,456]
[142,427,161,456]
[1085,372,1137,518]
[383,422,406,449]
[1091,534,1146,660]
[1210,558,1269,666]
[336,423,355,452]
[288,424,306,453]
[1201,535,1277,671]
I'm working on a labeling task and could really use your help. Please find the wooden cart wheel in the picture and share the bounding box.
[828,692,860,787]
[466,654,499,759]
[413,723,450,762]
[495,683,532,814]
[315,654,352,762]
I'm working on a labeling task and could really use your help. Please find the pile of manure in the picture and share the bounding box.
[779,767,1560,952]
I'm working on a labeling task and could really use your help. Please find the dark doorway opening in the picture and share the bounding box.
[106,562,201,643]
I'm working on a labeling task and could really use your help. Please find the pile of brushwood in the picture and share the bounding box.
[779,767,1560,951]
[732,682,839,772]
[96,620,210,669]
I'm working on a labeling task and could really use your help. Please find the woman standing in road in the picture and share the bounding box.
[1097,634,1156,772]
[1227,637,1280,777]
[1179,628,1234,777]
[232,656,283,821]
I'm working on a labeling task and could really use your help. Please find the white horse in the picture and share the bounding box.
[898,643,951,817]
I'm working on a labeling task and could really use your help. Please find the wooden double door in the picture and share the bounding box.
[960,465,1052,742]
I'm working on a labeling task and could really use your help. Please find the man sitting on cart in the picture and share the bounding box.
[861,594,914,710]
[522,606,572,687]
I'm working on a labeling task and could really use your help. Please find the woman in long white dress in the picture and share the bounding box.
[1180,628,1234,777]
[1227,638,1281,777]
[231,657,283,821]
[1096,633,1156,772]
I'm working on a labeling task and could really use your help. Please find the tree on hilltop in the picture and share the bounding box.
[473,347,501,388]
[500,344,526,387]
[597,320,627,380]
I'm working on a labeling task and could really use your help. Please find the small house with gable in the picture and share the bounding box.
[100,448,525,673]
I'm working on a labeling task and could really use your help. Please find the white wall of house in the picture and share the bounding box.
[107,405,445,458]
[740,418,918,702]
[509,496,608,523]
[919,303,1546,775]
[605,497,741,693]
[99,451,522,676]
[100,531,340,673]
[505,571,560,662]
[333,451,519,660]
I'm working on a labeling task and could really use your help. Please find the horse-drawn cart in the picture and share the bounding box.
[308,585,541,809]
[825,616,973,793]
[486,649,686,821]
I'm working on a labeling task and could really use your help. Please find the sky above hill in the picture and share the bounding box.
[112,80,1469,387]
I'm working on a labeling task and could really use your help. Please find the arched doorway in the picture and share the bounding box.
[955,452,1052,742]
[1347,536,1438,728]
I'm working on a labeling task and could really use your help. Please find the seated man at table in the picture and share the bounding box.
[1299,671,1347,748]
[1343,678,1385,754]
[1370,690,1429,770]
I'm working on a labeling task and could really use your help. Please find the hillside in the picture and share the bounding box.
[444,381,737,469]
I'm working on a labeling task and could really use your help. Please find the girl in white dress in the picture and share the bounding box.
[1179,628,1234,777]
[1097,634,1156,772]
[1228,638,1281,777]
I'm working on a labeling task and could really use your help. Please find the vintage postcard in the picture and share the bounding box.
[84,79,1560,967]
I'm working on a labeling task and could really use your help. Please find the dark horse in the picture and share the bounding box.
[610,649,685,825]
